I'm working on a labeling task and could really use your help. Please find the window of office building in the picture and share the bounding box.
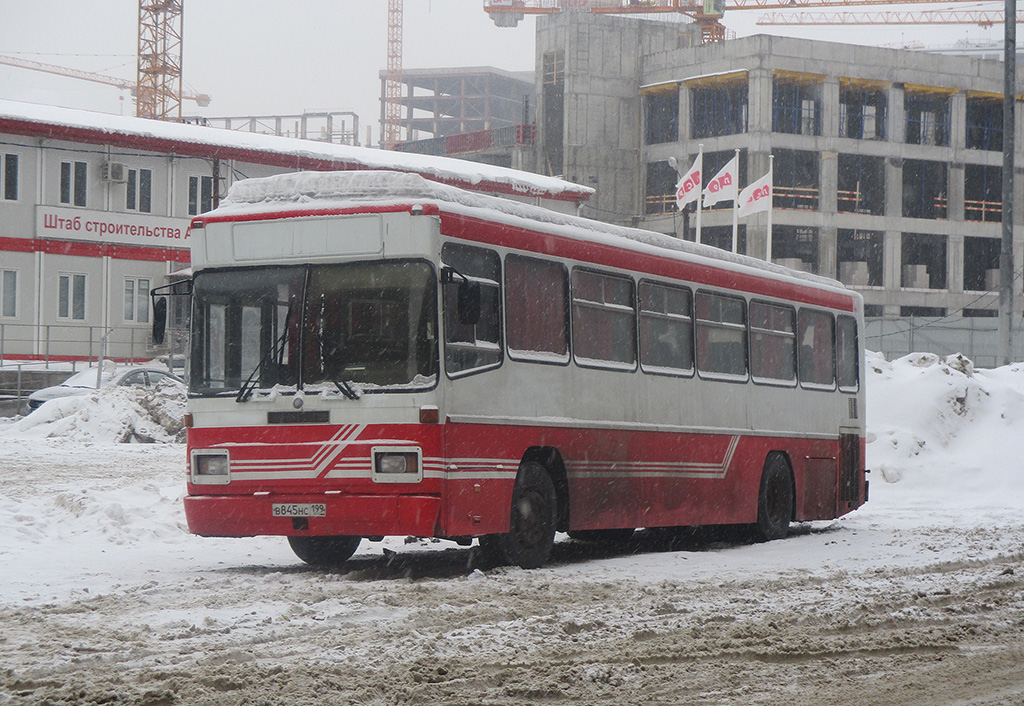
[770,226,819,273]
[60,161,87,207]
[124,278,151,323]
[1,269,16,318]
[188,175,214,216]
[963,236,1001,292]
[645,161,678,215]
[837,154,885,215]
[126,168,153,213]
[58,273,87,320]
[2,153,18,201]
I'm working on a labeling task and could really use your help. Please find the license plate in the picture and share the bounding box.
[272,503,326,518]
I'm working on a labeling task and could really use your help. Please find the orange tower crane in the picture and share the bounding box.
[483,0,997,44]
[137,0,185,120]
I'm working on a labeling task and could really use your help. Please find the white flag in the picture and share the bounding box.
[737,171,773,217]
[674,154,702,210]
[702,155,738,208]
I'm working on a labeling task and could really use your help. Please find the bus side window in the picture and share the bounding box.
[505,254,570,364]
[837,315,859,391]
[571,269,636,371]
[441,242,502,377]
[749,301,796,384]
[638,281,693,376]
[695,291,747,379]
[797,309,836,389]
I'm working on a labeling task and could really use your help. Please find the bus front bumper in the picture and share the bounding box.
[184,493,442,538]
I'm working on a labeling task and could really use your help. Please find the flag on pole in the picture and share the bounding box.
[737,170,772,217]
[674,153,702,210]
[702,155,738,208]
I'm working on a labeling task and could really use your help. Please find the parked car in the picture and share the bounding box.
[27,365,184,410]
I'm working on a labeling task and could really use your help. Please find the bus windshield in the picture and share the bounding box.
[190,261,438,396]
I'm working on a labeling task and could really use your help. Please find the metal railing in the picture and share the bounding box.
[0,322,164,367]
[865,316,1024,368]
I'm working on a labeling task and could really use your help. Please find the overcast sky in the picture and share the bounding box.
[0,0,1004,146]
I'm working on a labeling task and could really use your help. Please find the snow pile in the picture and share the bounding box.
[2,379,186,444]
[866,350,1024,509]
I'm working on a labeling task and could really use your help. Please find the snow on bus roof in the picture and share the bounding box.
[0,99,593,202]
[214,170,847,292]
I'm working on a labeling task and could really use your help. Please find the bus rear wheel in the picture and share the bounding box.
[287,535,361,566]
[480,462,557,569]
[755,454,793,542]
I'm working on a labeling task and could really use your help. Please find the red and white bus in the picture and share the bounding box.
[174,170,867,569]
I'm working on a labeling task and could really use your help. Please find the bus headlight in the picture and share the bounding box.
[372,447,422,483]
[191,450,230,485]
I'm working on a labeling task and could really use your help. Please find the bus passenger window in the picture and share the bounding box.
[797,309,836,388]
[695,291,747,379]
[639,281,693,375]
[442,243,502,376]
[837,315,859,391]
[749,301,796,384]
[505,254,569,364]
[571,269,636,370]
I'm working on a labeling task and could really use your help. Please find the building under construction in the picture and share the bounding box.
[486,13,1024,363]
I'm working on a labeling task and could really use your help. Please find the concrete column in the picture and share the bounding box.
[820,150,838,215]
[948,233,964,294]
[821,78,840,138]
[818,225,838,279]
[950,91,967,151]
[887,84,905,144]
[748,68,773,137]
[885,156,903,219]
[948,162,965,223]
[883,230,903,316]
[678,83,690,142]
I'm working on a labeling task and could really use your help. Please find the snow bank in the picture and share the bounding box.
[866,350,1024,509]
[2,379,186,444]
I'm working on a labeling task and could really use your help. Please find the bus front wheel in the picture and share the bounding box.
[287,535,361,566]
[480,462,557,569]
[754,454,793,542]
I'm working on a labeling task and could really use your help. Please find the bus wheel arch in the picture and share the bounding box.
[754,452,795,542]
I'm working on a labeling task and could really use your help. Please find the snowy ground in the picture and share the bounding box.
[1,353,1022,705]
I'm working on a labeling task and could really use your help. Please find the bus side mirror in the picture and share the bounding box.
[457,280,481,326]
[152,297,168,345]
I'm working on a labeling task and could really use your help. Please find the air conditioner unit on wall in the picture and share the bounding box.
[101,161,128,182]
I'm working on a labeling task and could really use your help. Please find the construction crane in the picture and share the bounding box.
[137,0,185,120]
[758,7,1022,26]
[384,0,404,149]
[483,0,998,44]
[0,53,211,109]
[0,1,205,120]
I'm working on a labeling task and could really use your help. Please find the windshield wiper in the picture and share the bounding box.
[332,379,361,401]
[236,309,292,403]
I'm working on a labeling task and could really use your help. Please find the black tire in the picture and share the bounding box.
[754,454,794,542]
[480,462,557,569]
[567,528,635,543]
[287,535,361,566]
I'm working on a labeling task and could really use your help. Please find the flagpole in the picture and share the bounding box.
[731,149,740,253]
[766,154,774,263]
[696,143,704,245]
